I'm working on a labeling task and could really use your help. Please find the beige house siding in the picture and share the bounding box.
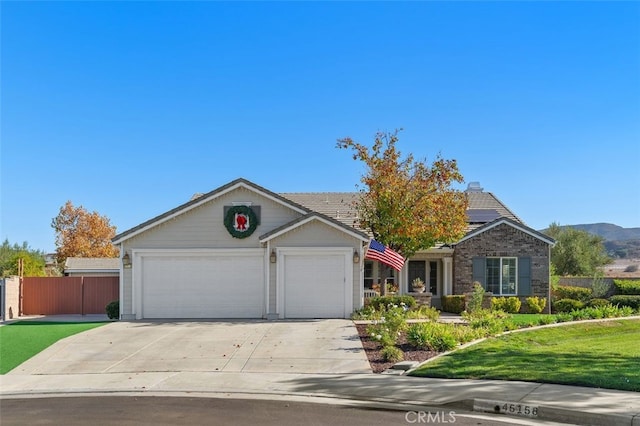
[122,188,300,249]
[119,187,307,319]
[266,220,363,315]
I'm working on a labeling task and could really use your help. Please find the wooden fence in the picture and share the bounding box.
[22,276,119,315]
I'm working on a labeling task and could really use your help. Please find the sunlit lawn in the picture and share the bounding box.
[410,319,640,392]
[0,321,107,374]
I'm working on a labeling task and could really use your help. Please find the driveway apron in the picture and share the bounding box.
[8,320,372,375]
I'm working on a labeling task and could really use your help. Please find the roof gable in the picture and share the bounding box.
[259,212,370,243]
[112,178,311,244]
[64,257,120,272]
[458,217,556,246]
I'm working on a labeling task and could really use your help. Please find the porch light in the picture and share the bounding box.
[270,249,277,263]
[122,252,132,268]
[353,250,360,263]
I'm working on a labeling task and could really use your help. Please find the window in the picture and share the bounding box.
[429,261,438,295]
[364,261,374,289]
[485,257,517,295]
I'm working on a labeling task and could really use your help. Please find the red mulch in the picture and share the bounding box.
[355,324,439,373]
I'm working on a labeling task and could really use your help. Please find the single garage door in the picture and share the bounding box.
[281,250,350,318]
[139,250,264,319]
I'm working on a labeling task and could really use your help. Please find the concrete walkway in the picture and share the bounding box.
[1,316,639,425]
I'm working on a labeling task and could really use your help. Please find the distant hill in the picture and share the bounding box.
[568,223,640,241]
[541,223,640,259]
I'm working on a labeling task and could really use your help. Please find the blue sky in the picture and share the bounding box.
[2,1,639,253]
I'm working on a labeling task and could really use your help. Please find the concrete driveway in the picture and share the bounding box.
[8,320,372,376]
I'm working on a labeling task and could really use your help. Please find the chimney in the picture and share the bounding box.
[466,182,483,192]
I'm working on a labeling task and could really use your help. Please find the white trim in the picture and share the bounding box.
[260,215,369,243]
[276,247,353,319]
[458,218,555,245]
[132,248,265,319]
[113,181,308,244]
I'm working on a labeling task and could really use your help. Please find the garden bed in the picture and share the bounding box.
[355,324,438,373]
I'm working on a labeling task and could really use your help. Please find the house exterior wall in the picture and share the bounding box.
[453,223,551,312]
[122,188,300,249]
[119,187,305,319]
[267,220,362,315]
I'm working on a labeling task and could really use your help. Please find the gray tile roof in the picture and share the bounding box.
[280,190,524,232]
[64,257,120,272]
[279,193,361,229]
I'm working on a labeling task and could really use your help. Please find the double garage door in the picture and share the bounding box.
[137,249,351,319]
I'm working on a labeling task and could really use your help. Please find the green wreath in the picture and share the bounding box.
[224,205,258,239]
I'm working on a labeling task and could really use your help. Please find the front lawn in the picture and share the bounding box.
[409,319,640,392]
[0,321,107,374]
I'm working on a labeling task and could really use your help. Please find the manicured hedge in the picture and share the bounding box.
[491,297,522,313]
[442,295,466,314]
[553,298,585,313]
[554,285,592,302]
[613,280,640,295]
[609,295,640,310]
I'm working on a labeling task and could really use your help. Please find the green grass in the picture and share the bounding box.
[508,314,549,327]
[409,319,640,392]
[0,321,107,374]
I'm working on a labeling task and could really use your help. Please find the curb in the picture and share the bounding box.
[474,398,640,426]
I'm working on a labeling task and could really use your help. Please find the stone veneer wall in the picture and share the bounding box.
[453,223,552,313]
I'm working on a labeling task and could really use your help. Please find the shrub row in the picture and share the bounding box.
[609,295,640,310]
[554,285,592,302]
[613,280,640,296]
[491,297,521,314]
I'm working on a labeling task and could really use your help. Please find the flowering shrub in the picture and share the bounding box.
[366,304,409,347]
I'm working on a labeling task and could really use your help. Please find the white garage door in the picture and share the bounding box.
[138,250,264,319]
[281,250,351,318]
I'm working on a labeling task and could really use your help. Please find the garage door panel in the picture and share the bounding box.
[283,253,347,319]
[141,253,264,319]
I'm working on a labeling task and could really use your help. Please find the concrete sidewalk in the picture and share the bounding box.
[1,370,638,425]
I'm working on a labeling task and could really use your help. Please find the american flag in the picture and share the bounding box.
[364,239,405,271]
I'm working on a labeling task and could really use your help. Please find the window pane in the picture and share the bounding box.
[501,258,517,294]
[364,261,374,289]
[429,261,438,295]
[486,258,500,294]
[408,261,426,292]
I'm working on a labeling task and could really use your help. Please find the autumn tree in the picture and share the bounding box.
[51,201,119,265]
[337,130,468,291]
[545,223,612,276]
[0,239,46,277]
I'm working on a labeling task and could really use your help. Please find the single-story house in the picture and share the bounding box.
[64,257,120,277]
[112,178,554,320]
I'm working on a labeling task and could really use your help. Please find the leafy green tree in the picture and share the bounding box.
[546,223,613,276]
[337,130,468,293]
[0,239,46,277]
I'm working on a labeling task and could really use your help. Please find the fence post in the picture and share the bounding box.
[81,277,85,316]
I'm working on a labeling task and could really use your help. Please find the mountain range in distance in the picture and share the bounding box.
[539,223,640,259]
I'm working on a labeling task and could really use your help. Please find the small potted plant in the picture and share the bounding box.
[411,277,426,293]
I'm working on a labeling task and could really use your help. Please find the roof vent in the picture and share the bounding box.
[466,182,483,192]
